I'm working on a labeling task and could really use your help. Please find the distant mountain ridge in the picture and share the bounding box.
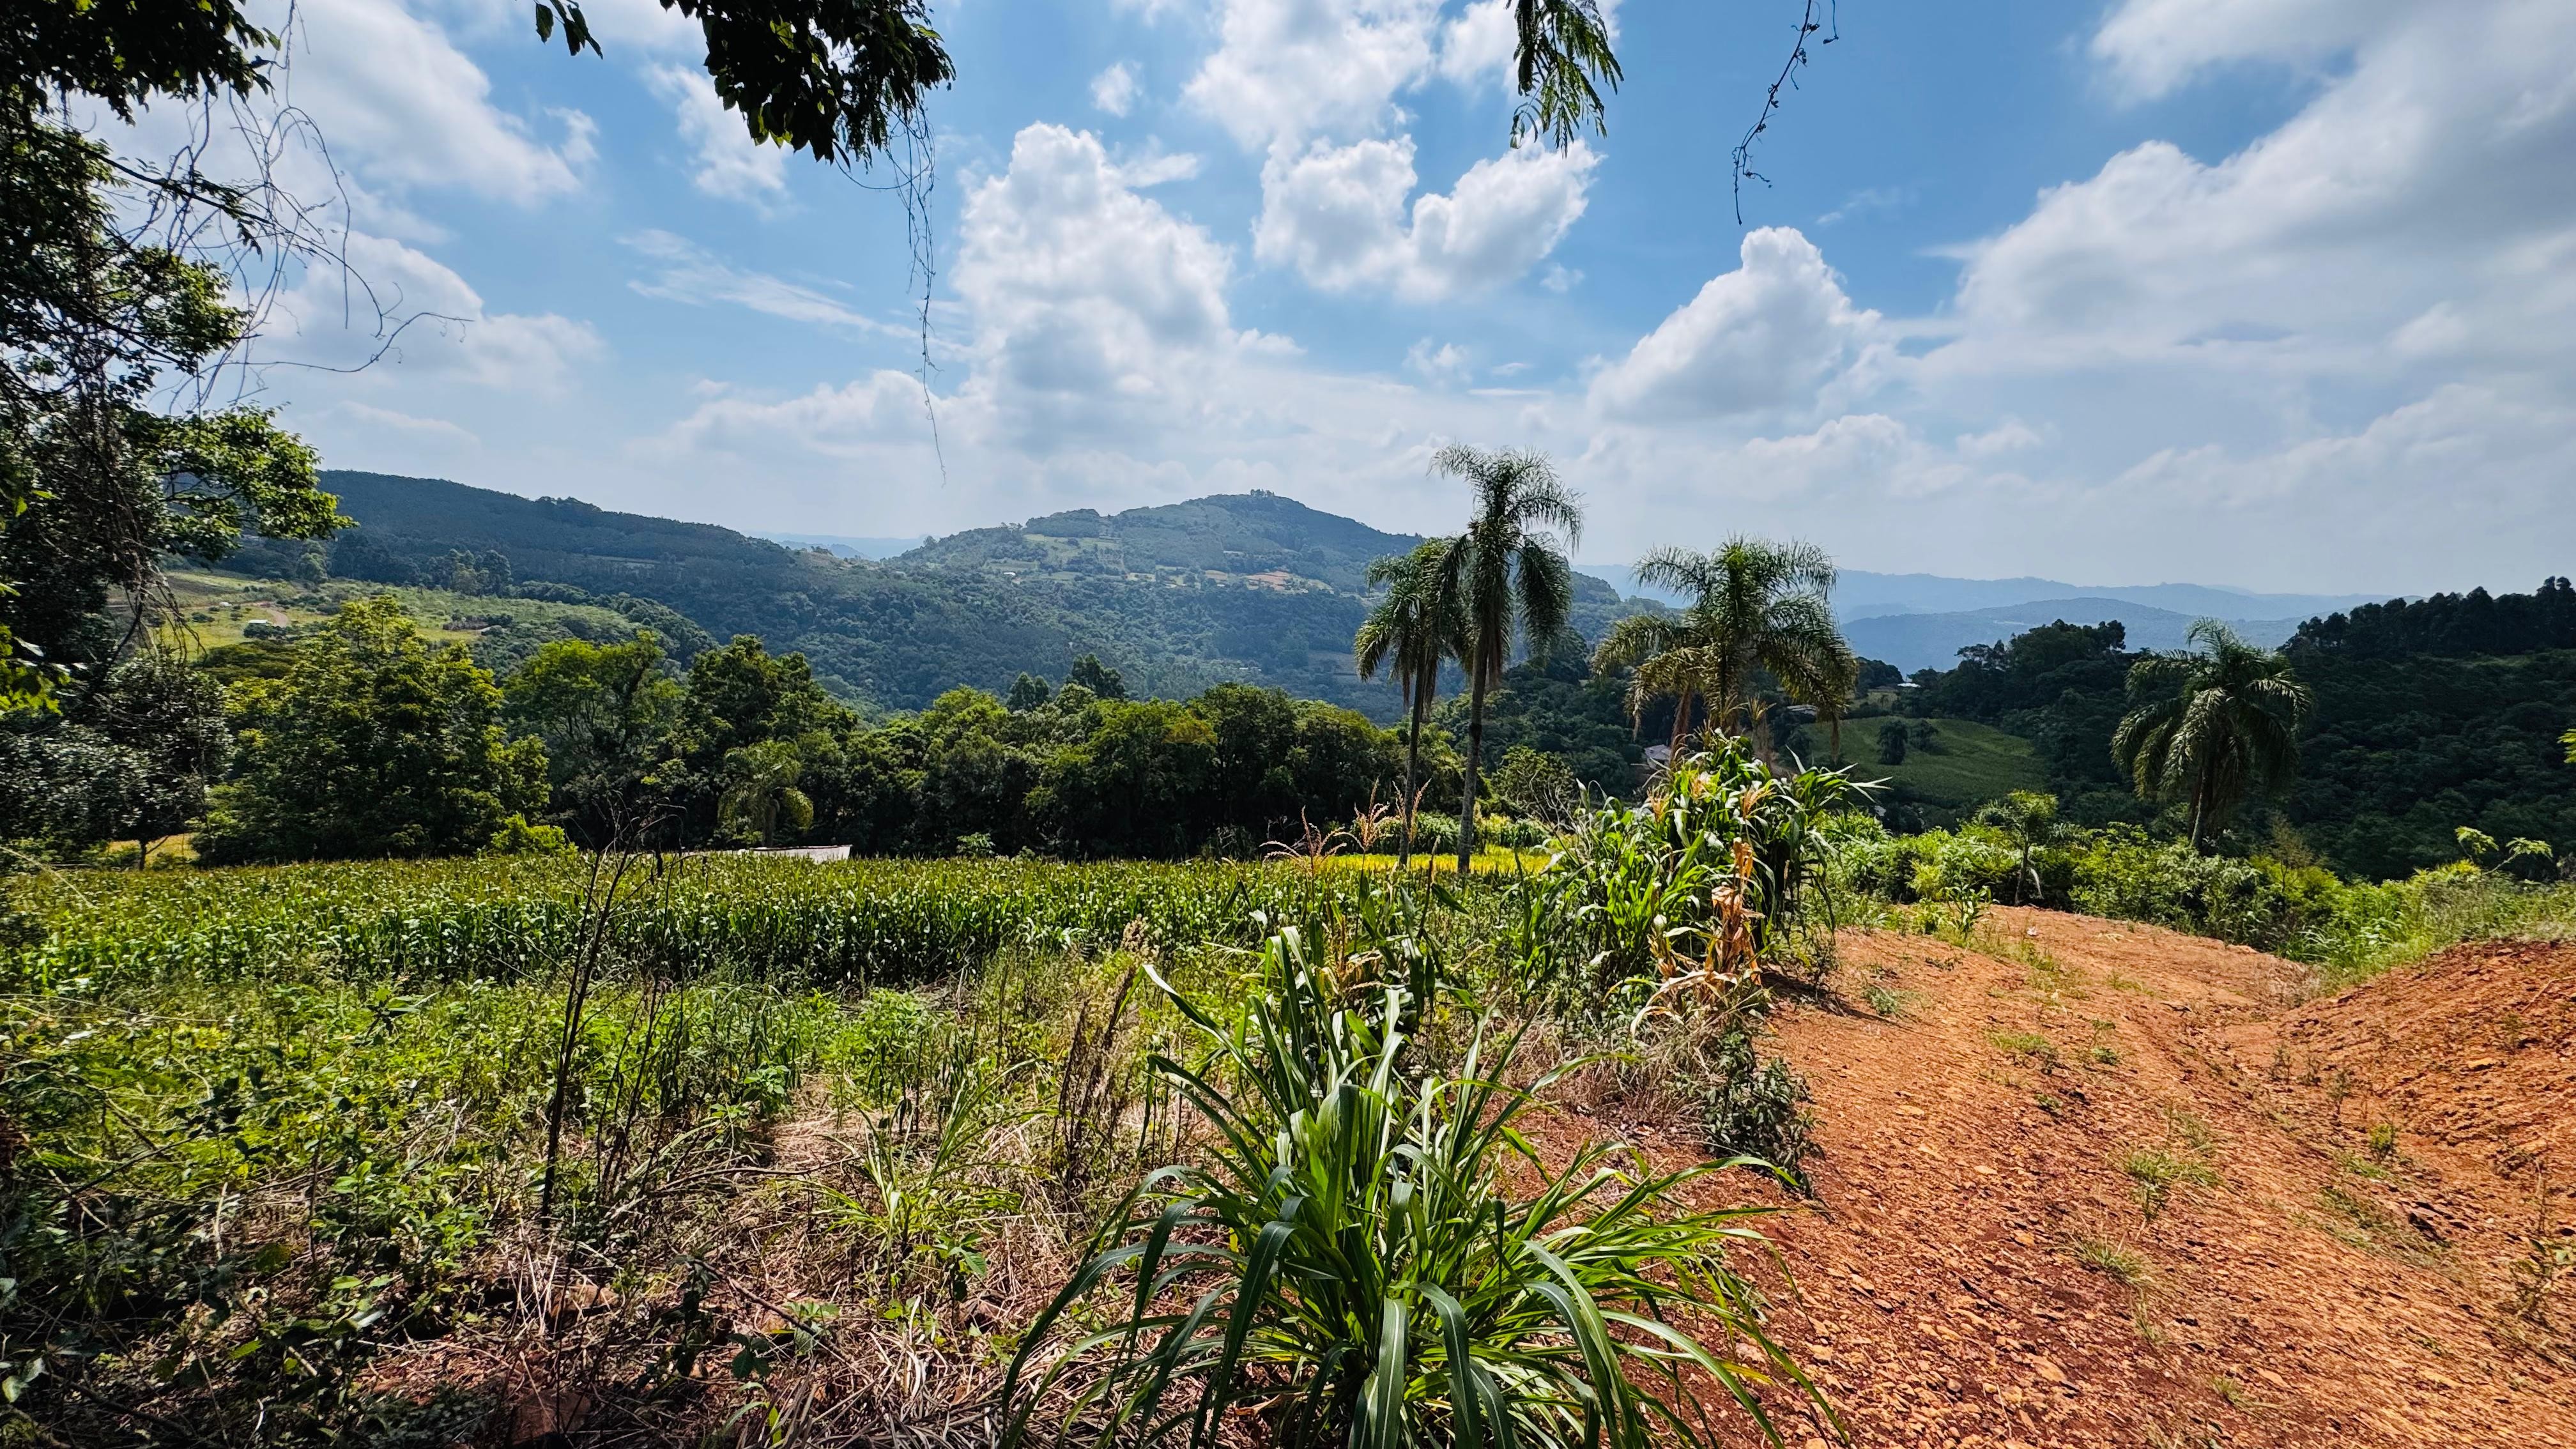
[1577,562,2389,673]
[1581,563,2384,623]
[1844,599,2304,673]
[307,470,2386,700]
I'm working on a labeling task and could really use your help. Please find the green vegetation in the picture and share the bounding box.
[1850,717,2048,827]
[2070,1237,2149,1286]
[1903,583,2576,877]
[2120,1148,2222,1220]
[1004,923,1823,1448]
[314,473,1641,717]
[195,597,548,864]
[1355,540,1471,863]
[10,855,1322,990]
[0,741,1850,1445]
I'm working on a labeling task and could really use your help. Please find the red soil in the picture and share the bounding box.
[1598,909,2576,1448]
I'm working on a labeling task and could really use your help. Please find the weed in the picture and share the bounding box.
[2034,1092,2064,1116]
[1687,1028,1818,1187]
[2091,1045,2122,1066]
[1864,983,1909,1018]
[2124,1149,2223,1219]
[2165,1107,2218,1154]
[2071,1236,2148,1285]
[1989,1029,2057,1065]
[2212,1376,2253,1409]
[2365,1121,2400,1162]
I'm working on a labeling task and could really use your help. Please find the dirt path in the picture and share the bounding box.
[1611,908,2576,1448]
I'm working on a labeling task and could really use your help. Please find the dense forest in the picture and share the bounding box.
[1901,581,2576,877]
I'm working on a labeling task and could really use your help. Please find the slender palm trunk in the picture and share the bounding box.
[1397,692,1425,869]
[1457,670,1489,874]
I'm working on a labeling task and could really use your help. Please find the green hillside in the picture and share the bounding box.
[303,472,1640,719]
[1839,717,2048,829]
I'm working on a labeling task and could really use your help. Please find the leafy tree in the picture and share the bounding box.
[1027,699,1217,857]
[1876,719,1908,765]
[1433,445,1583,868]
[1486,744,1580,825]
[2112,620,2312,850]
[196,597,546,861]
[1590,538,1856,756]
[1005,671,1050,710]
[680,635,852,758]
[0,654,231,860]
[1066,652,1128,700]
[717,739,815,845]
[503,634,684,843]
[532,0,953,165]
[1355,539,1468,864]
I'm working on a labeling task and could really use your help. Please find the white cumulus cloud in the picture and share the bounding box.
[1588,228,1879,422]
[1255,137,1596,300]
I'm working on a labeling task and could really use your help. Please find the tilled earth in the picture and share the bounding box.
[1587,909,2576,1448]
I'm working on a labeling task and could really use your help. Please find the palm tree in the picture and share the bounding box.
[2110,619,2312,850]
[1432,444,1583,872]
[1590,537,1858,758]
[1354,539,1466,868]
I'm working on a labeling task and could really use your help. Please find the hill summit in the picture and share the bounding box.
[899,491,1426,595]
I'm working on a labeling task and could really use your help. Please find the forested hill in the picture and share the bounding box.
[306,472,1636,718]
[898,492,1422,592]
[1903,582,2576,880]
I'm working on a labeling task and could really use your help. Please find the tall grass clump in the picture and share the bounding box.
[1005,919,1827,1448]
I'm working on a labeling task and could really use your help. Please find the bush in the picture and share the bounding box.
[1689,1029,1816,1188]
[482,813,572,857]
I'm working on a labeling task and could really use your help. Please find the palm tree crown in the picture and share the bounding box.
[1590,537,1857,752]
[1432,444,1582,869]
[2110,618,2312,848]
[1354,539,1468,866]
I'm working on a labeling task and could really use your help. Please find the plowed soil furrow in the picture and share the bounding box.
[1597,908,2576,1449]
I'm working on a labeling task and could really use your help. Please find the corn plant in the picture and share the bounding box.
[1554,737,1873,993]
[1003,924,1827,1448]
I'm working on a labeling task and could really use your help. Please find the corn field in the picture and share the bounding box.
[3,855,1339,990]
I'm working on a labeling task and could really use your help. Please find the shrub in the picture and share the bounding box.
[1687,1029,1816,1188]
[482,813,573,857]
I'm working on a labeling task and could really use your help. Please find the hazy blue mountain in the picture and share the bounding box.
[1847,598,2303,673]
[758,532,926,559]
[1579,563,2386,623]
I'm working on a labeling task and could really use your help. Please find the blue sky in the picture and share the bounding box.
[140,0,2576,593]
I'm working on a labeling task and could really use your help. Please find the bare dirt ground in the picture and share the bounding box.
[1596,908,2576,1449]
